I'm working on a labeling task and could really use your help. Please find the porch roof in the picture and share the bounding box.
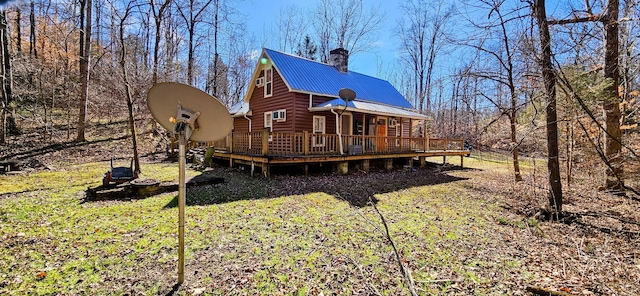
[310,98,429,120]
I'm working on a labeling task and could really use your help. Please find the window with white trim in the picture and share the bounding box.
[312,116,326,147]
[264,68,273,97]
[272,109,286,122]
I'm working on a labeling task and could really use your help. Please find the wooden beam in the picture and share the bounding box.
[303,130,309,155]
[262,128,268,156]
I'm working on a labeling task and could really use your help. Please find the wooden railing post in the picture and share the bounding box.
[262,128,269,156]
[229,132,234,153]
[303,131,309,155]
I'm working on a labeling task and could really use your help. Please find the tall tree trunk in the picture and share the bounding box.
[534,0,563,220]
[118,8,141,173]
[15,9,21,53]
[77,0,92,141]
[602,0,623,191]
[29,0,36,58]
[212,0,219,97]
[150,0,172,133]
[0,10,17,143]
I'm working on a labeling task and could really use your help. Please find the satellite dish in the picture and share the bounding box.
[338,88,356,102]
[147,82,232,142]
[147,82,233,285]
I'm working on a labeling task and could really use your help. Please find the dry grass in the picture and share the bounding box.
[1,119,639,295]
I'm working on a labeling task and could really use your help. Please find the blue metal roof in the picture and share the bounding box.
[264,48,414,109]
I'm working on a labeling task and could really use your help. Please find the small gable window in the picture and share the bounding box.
[264,68,273,97]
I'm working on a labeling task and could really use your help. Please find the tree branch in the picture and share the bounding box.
[369,197,418,296]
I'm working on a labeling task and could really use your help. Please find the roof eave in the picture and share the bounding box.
[308,106,428,120]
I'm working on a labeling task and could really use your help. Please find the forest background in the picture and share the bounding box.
[0,0,639,213]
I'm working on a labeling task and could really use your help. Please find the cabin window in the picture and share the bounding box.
[272,109,286,122]
[312,115,325,147]
[264,68,273,97]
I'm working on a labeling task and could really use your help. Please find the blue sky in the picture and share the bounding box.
[238,0,403,78]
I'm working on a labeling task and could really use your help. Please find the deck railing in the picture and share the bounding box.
[209,130,464,157]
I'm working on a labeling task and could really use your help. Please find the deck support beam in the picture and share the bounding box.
[361,159,370,172]
[419,156,426,168]
[384,159,393,171]
[336,161,349,175]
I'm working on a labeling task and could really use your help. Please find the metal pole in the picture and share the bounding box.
[178,134,186,284]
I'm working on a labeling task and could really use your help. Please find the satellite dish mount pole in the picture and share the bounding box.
[147,82,233,285]
[173,104,200,284]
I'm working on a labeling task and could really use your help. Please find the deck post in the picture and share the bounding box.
[304,164,309,175]
[443,156,446,165]
[385,159,393,171]
[362,159,370,172]
[460,155,464,168]
[336,162,349,174]
[262,163,270,177]
[426,137,429,151]
[419,156,426,168]
[229,157,234,168]
[262,128,269,156]
[303,131,309,155]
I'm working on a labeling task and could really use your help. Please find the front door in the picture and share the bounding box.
[341,113,353,150]
[377,117,387,152]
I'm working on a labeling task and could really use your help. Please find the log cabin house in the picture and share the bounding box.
[212,48,468,176]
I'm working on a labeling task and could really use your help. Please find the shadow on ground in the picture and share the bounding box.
[163,164,477,208]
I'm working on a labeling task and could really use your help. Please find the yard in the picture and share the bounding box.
[1,153,639,295]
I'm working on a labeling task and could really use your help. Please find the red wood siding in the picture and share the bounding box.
[249,68,296,133]
[233,117,249,133]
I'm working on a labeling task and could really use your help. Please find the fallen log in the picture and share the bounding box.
[526,286,573,296]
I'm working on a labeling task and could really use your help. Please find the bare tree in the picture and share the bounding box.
[176,0,214,85]
[461,0,528,181]
[0,10,16,144]
[273,5,308,53]
[313,0,385,62]
[76,0,92,142]
[601,0,623,191]
[397,0,453,114]
[29,0,36,58]
[14,7,22,53]
[533,0,563,220]
[545,0,625,191]
[224,25,253,107]
[112,0,143,173]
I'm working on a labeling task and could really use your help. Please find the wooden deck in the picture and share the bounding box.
[208,130,469,176]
